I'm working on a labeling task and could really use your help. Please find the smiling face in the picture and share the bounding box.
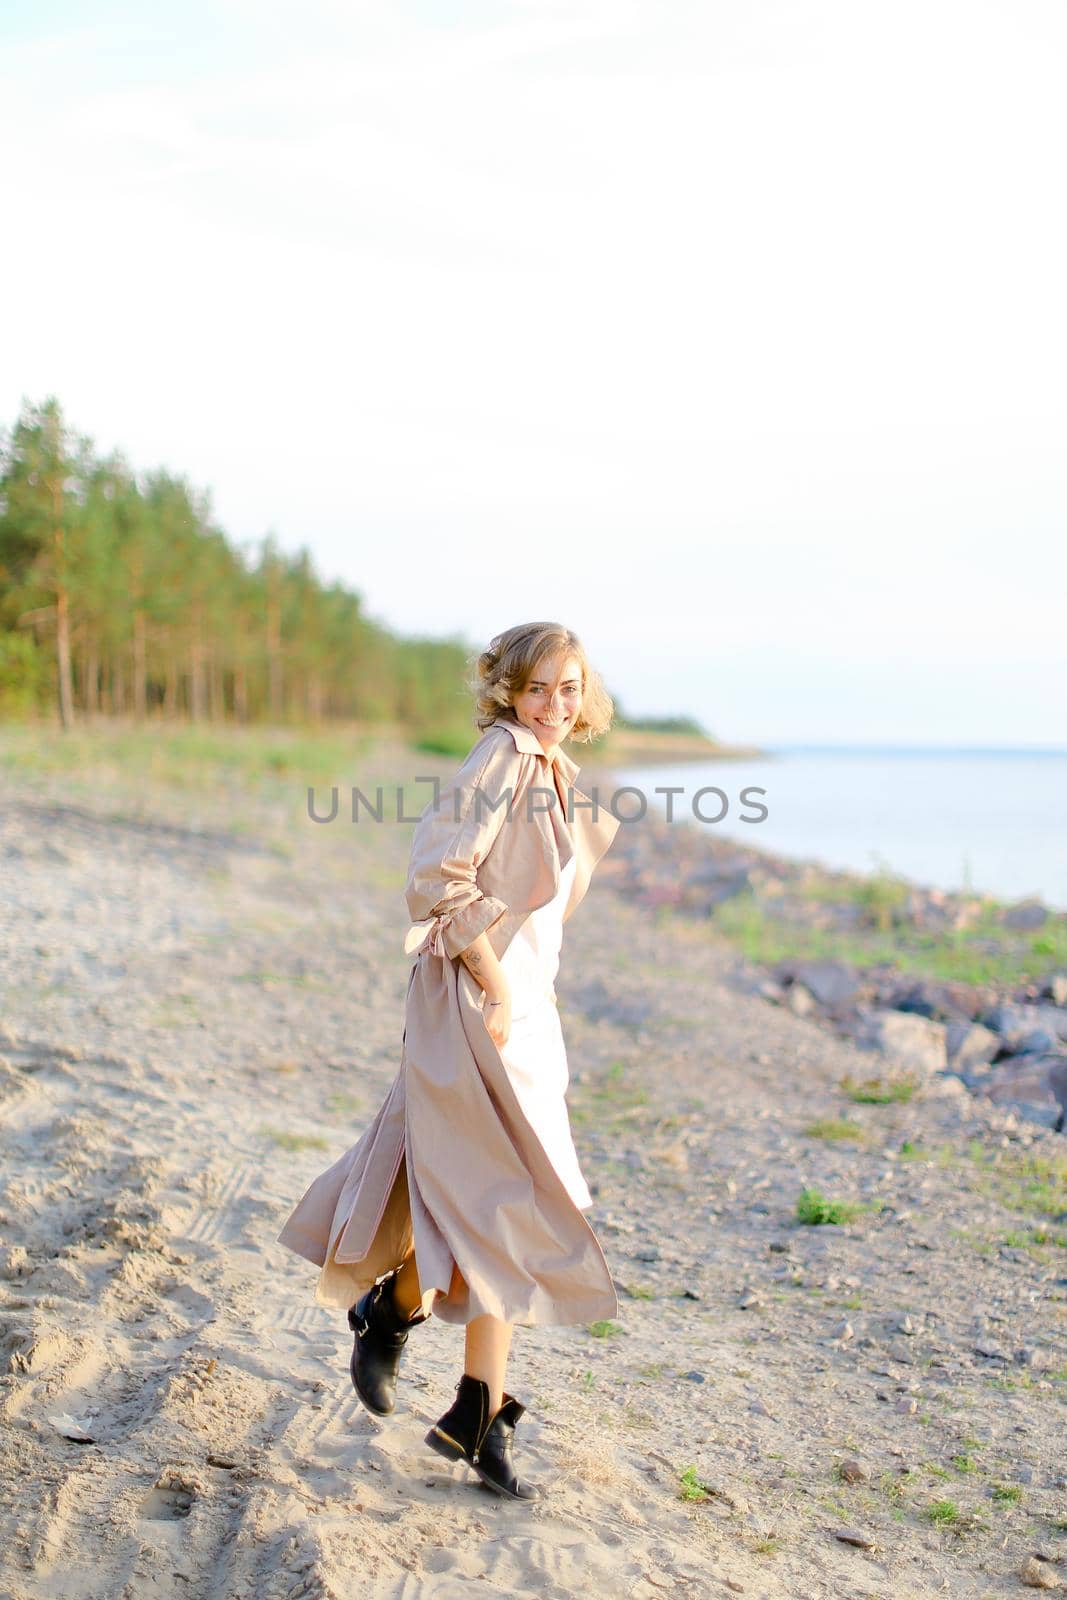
[511,651,584,752]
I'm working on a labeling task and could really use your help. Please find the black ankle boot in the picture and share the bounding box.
[348,1267,428,1416]
[425,1374,542,1502]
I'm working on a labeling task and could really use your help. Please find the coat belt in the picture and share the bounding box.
[403,917,448,957]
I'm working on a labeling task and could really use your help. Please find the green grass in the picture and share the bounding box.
[1001,1225,1067,1253]
[0,721,376,790]
[587,1319,623,1338]
[968,1145,1067,1221]
[877,1470,908,1504]
[796,1187,873,1226]
[412,726,480,758]
[233,970,335,991]
[712,882,1067,990]
[259,1125,329,1152]
[325,1092,366,1116]
[840,1072,920,1104]
[678,1465,712,1502]
[804,1117,870,1142]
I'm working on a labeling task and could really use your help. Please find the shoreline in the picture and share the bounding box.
[579,747,1067,1136]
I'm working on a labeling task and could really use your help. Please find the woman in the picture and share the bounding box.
[276,621,621,1501]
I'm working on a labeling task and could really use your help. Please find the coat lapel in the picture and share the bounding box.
[489,715,619,923]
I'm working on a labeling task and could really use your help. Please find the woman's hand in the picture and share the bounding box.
[482,985,512,1049]
[458,931,511,1047]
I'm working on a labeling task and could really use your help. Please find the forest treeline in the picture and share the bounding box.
[0,397,491,732]
[0,396,709,741]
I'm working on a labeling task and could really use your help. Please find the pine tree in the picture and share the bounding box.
[0,396,94,727]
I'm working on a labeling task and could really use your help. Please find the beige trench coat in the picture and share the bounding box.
[276,714,622,1326]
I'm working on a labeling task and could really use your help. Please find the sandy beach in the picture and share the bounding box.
[1,733,1065,1599]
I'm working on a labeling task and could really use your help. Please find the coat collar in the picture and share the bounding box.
[491,713,581,787]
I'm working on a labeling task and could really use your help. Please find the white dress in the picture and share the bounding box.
[490,853,592,1211]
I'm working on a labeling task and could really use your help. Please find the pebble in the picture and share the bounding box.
[833,1526,877,1549]
[1020,1555,1060,1589]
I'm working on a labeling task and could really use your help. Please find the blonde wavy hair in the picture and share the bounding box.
[469,622,614,743]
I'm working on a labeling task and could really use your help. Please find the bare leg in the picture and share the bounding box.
[449,1257,513,1415]
[465,1314,513,1416]
[397,1253,514,1413]
[392,1248,423,1319]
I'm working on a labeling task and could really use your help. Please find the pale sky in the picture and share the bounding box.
[2,0,1064,746]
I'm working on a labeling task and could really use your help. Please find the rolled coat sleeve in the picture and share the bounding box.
[404,731,526,960]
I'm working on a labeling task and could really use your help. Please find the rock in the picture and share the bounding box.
[787,983,817,1017]
[945,1022,1000,1073]
[1035,1004,1067,1043]
[1001,900,1049,931]
[838,1459,869,1484]
[1047,974,1067,1007]
[1019,1555,1060,1589]
[926,1072,967,1098]
[0,1245,31,1280]
[790,960,860,1009]
[981,1002,1037,1041]
[683,1370,706,1383]
[1013,1029,1058,1056]
[850,1009,947,1076]
[1050,1058,1067,1129]
[978,1057,1066,1128]
[833,1526,877,1549]
[878,976,980,1023]
[983,1003,1067,1048]
[757,978,787,1003]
